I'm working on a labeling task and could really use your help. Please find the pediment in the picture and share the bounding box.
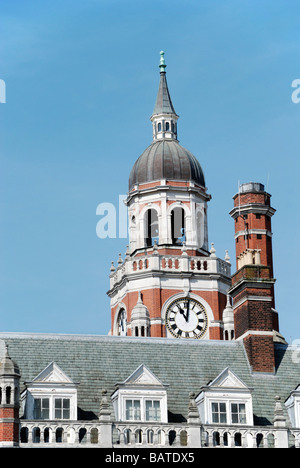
[122,364,166,387]
[209,368,249,390]
[32,362,74,384]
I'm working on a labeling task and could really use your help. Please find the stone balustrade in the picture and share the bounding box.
[19,420,299,448]
[109,253,231,289]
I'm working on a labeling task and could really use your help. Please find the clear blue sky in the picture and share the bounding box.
[1,0,299,342]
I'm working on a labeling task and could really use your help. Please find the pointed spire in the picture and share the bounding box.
[152,51,177,116]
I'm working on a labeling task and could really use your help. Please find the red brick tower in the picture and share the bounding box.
[229,182,280,373]
[0,344,20,447]
[108,52,232,340]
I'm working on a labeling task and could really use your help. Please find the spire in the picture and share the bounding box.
[152,51,177,116]
[151,51,179,141]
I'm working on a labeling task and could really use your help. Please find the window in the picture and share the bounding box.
[145,400,161,421]
[111,364,168,423]
[256,234,262,239]
[157,122,162,132]
[165,122,170,131]
[212,402,227,423]
[231,403,246,424]
[55,398,70,419]
[34,398,50,419]
[211,402,247,425]
[171,207,185,245]
[125,400,141,421]
[145,209,159,247]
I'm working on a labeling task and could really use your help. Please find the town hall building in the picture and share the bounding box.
[1,52,300,449]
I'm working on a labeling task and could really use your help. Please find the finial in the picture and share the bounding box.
[159,51,166,72]
[210,243,216,257]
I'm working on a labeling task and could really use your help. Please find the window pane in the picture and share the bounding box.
[231,403,238,413]
[145,400,161,421]
[125,400,132,420]
[239,404,246,424]
[211,402,227,424]
[125,400,140,421]
[220,403,226,413]
[55,399,62,409]
[134,400,141,420]
[231,403,246,424]
[34,398,50,419]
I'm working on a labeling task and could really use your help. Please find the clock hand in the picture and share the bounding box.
[179,304,190,322]
[178,306,188,321]
[186,300,190,322]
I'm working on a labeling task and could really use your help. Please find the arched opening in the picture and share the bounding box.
[91,428,99,444]
[145,209,159,247]
[79,428,87,443]
[234,432,242,447]
[168,430,176,446]
[171,207,185,245]
[44,427,50,443]
[117,308,127,336]
[135,429,142,444]
[20,427,29,443]
[56,427,63,443]
[33,427,41,443]
[147,429,154,444]
[6,386,11,404]
[180,430,188,446]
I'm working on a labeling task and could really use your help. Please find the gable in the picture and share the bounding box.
[31,362,75,384]
[121,364,167,387]
[208,367,250,390]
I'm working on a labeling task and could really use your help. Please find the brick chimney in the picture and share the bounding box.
[229,183,278,373]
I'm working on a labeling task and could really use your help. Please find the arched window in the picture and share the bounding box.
[157,122,162,132]
[6,386,11,404]
[117,308,127,336]
[135,429,142,444]
[145,209,159,247]
[20,427,29,443]
[165,122,170,131]
[33,427,40,443]
[56,427,63,443]
[79,428,87,443]
[90,428,98,444]
[147,429,154,444]
[171,207,185,245]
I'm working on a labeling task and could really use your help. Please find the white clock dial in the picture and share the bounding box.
[165,297,208,339]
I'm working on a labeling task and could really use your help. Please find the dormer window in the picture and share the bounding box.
[195,368,253,426]
[21,362,78,421]
[111,364,168,423]
[285,384,300,427]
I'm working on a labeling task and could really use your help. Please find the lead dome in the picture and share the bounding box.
[128,52,206,191]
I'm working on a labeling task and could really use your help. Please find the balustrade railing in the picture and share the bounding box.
[19,420,296,448]
[110,254,231,288]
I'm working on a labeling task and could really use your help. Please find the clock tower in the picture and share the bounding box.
[108,52,232,340]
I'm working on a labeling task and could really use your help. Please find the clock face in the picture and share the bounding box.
[165,297,208,339]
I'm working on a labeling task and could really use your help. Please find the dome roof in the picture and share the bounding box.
[128,139,205,191]
[0,344,20,376]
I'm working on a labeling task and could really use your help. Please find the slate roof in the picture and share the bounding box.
[0,333,299,426]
